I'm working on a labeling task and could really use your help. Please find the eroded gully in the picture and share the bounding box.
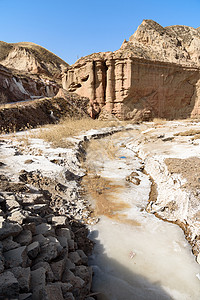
[82,127,200,300]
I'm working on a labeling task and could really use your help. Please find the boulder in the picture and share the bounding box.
[50,259,66,281]
[14,229,32,246]
[22,222,36,235]
[4,246,27,268]
[0,219,22,239]
[7,208,28,224]
[57,235,69,250]
[32,261,54,282]
[48,236,63,254]
[46,283,64,300]
[74,265,92,283]
[77,249,88,265]
[6,195,20,210]
[25,204,48,213]
[0,271,19,298]
[11,266,31,292]
[32,233,48,246]
[56,227,71,240]
[31,267,46,299]
[35,223,55,236]
[52,216,67,226]
[27,241,40,259]
[65,258,75,271]
[2,236,20,252]
[68,251,82,265]
[35,241,58,263]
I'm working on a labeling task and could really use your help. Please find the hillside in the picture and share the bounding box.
[0,41,69,79]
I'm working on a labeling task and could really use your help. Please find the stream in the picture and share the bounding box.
[83,130,200,300]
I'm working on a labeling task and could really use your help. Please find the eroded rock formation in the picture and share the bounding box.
[63,20,200,120]
[0,64,59,103]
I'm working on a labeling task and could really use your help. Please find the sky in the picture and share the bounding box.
[0,0,199,65]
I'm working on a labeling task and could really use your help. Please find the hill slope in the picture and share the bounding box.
[0,41,69,79]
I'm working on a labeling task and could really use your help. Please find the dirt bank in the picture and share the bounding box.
[0,91,90,133]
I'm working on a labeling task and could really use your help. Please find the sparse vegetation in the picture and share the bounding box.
[174,129,200,136]
[153,118,167,125]
[0,92,7,105]
[33,117,123,148]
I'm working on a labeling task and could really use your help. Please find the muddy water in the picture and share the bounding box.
[84,131,200,300]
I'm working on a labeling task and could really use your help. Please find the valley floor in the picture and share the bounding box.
[0,119,200,299]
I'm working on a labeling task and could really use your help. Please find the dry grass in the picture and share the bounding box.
[174,129,200,137]
[31,117,124,148]
[153,118,167,125]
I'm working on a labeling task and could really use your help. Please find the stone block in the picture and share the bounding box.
[32,233,48,246]
[65,257,75,271]
[48,236,63,254]
[68,251,81,265]
[32,261,54,282]
[68,239,75,252]
[11,266,31,292]
[14,230,32,246]
[27,241,40,259]
[4,246,27,268]
[50,258,66,281]
[31,267,46,292]
[52,216,67,226]
[56,228,71,240]
[7,208,28,224]
[46,283,64,300]
[57,236,69,249]
[0,219,22,239]
[35,223,55,236]
[74,265,92,283]
[6,197,20,210]
[35,241,58,263]
[77,249,88,264]
[22,222,36,234]
[2,236,20,252]
[0,271,19,298]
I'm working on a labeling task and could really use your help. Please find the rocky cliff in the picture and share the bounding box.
[63,20,200,120]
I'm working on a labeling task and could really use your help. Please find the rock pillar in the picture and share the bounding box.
[115,60,124,101]
[126,58,132,91]
[86,61,95,102]
[94,60,106,108]
[105,59,115,111]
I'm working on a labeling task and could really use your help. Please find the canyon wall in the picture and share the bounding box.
[63,56,200,120]
[63,20,200,120]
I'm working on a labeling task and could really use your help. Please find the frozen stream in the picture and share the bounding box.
[85,131,200,300]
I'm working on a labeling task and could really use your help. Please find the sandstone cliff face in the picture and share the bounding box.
[63,20,200,120]
[0,64,59,103]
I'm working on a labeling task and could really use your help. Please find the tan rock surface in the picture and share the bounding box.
[62,20,200,120]
[0,41,69,79]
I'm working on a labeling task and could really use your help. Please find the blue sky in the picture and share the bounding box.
[0,0,199,65]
